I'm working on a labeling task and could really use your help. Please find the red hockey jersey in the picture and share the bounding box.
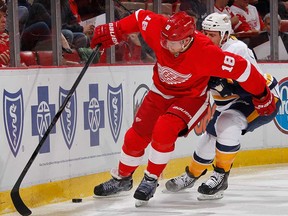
[117,10,266,98]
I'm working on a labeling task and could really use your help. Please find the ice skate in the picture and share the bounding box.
[165,166,207,192]
[94,168,133,197]
[135,199,149,207]
[134,170,159,207]
[197,166,229,200]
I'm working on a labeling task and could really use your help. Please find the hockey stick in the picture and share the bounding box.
[113,0,132,15]
[10,44,101,216]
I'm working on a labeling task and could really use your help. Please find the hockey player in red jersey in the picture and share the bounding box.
[165,13,281,200]
[90,10,276,206]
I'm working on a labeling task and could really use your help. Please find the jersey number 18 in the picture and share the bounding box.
[222,56,235,72]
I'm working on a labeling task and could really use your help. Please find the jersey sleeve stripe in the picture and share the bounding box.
[236,59,251,82]
[134,9,143,21]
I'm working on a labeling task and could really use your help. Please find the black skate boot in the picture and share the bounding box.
[133,170,159,207]
[94,168,133,196]
[165,166,207,192]
[197,165,229,200]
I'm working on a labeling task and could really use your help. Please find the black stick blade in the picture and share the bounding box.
[11,187,32,216]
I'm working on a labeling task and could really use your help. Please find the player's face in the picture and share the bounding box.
[203,30,221,47]
[161,37,191,54]
[161,39,183,52]
[166,40,184,53]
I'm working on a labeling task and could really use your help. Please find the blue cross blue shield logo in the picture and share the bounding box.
[59,87,77,149]
[3,89,24,157]
[31,86,56,153]
[108,84,123,142]
[274,77,288,134]
[84,84,104,146]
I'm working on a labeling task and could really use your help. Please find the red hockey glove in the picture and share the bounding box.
[252,86,276,116]
[90,22,122,49]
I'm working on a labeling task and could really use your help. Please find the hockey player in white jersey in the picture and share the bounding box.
[165,13,281,200]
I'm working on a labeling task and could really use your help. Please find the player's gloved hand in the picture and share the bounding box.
[208,77,233,97]
[252,86,276,116]
[90,22,122,49]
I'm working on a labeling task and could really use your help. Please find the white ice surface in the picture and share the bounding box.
[5,164,288,216]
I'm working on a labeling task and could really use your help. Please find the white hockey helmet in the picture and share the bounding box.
[202,13,232,45]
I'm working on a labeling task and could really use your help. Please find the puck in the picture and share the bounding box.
[72,198,82,203]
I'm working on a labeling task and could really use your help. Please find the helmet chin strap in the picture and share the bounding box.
[219,38,224,47]
[172,37,194,58]
[180,37,194,53]
[220,33,229,48]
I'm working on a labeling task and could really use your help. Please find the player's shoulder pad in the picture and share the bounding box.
[224,38,249,55]
[230,39,248,49]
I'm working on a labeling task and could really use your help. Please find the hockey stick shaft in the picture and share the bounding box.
[113,0,132,15]
[10,44,101,216]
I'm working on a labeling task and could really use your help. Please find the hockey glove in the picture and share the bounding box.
[90,22,122,49]
[252,86,276,116]
[208,77,233,97]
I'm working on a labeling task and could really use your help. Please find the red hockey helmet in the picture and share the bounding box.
[161,11,195,50]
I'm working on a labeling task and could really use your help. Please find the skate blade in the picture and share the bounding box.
[135,199,148,207]
[93,190,131,198]
[161,188,191,194]
[197,191,224,201]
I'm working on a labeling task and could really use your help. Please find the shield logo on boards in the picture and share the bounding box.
[133,84,149,118]
[274,77,288,134]
[3,89,24,157]
[59,87,77,149]
[107,84,123,143]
